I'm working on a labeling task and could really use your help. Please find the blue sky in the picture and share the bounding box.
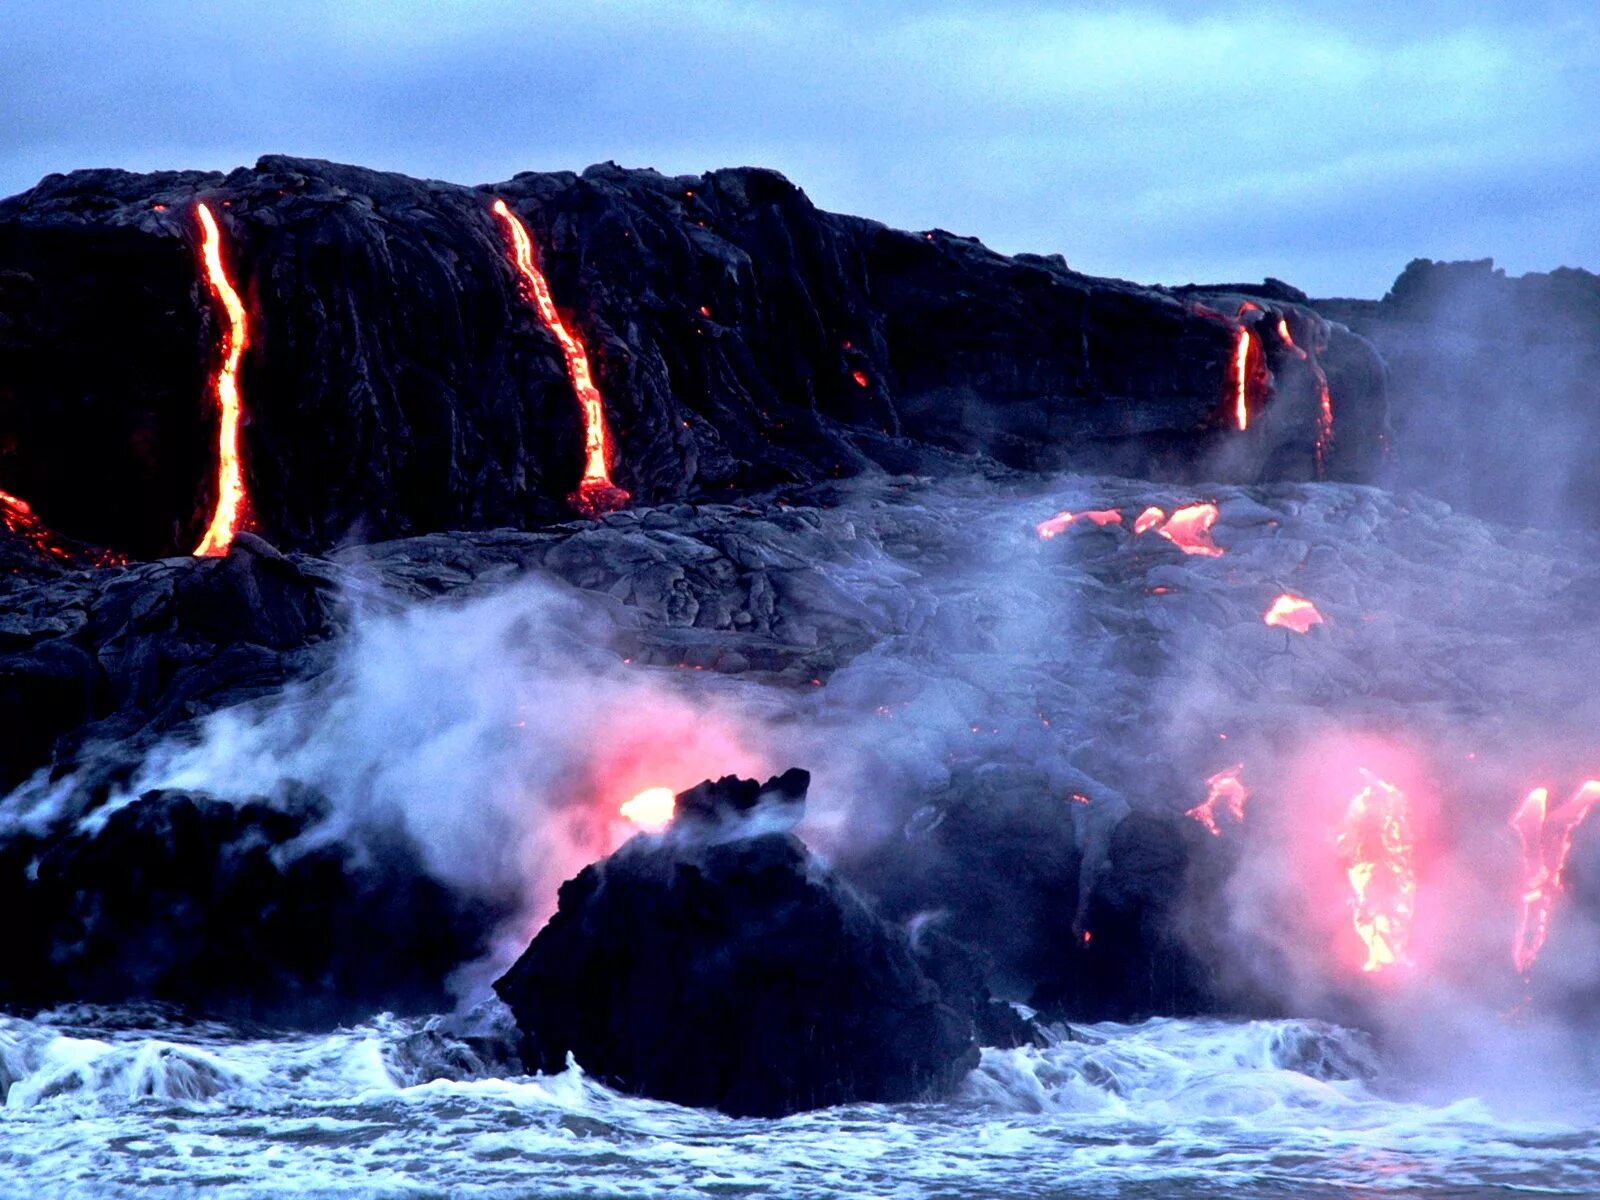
[3,0,1596,295]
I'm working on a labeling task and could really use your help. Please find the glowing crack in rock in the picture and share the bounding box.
[491,199,629,516]
[193,202,251,557]
[0,489,75,563]
[1278,317,1335,476]
[1186,764,1248,837]
[1264,593,1325,633]
[1035,508,1122,539]
[1510,780,1600,974]
[621,786,676,833]
[1337,771,1417,974]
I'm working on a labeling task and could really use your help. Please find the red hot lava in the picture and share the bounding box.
[1035,508,1122,539]
[1233,326,1256,432]
[1278,316,1335,476]
[1337,771,1418,974]
[1509,781,1600,974]
[491,199,630,516]
[193,202,251,556]
[1156,503,1223,557]
[1264,593,1325,633]
[1187,764,1248,837]
[0,489,76,563]
[621,786,677,833]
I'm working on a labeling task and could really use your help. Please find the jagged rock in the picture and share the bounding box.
[494,771,984,1116]
[0,787,505,1025]
[0,157,1386,558]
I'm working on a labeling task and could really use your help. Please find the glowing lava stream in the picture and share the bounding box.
[193,202,250,557]
[0,489,75,562]
[1035,508,1122,539]
[1186,764,1247,837]
[1233,327,1254,431]
[491,199,629,516]
[1278,317,1334,476]
[1337,771,1417,974]
[1510,781,1600,974]
[1264,593,1324,634]
[621,786,677,833]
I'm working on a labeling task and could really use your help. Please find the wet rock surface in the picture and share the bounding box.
[0,157,1383,556]
[493,771,985,1117]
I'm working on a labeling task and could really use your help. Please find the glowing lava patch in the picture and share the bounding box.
[1233,326,1255,431]
[1035,508,1122,539]
[1264,593,1324,633]
[1337,771,1417,974]
[1155,503,1223,557]
[1186,764,1248,837]
[621,786,677,833]
[1509,781,1600,974]
[193,202,250,557]
[491,199,629,517]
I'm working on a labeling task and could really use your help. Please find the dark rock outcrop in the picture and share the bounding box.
[1,787,505,1026]
[493,771,986,1116]
[1317,259,1600,528]
[0,157,1386,558]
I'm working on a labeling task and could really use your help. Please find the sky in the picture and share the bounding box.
[3,0,1596,296]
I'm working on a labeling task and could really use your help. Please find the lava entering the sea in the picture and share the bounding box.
[1187,764,1248,837]
[621,786,677,833]
[193,202,250,557]
[1264,593,1324,634]
[1337,771,1417,974]
[1509,781,1600,974]
[491,199,630,516]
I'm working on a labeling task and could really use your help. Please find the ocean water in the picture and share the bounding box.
[4,1007,1597,1199]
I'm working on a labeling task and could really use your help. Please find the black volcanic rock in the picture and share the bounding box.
[0,157,1386,558]
[0,787,505,1026]
[1316,259,1600,528]
[493,771,983,1117]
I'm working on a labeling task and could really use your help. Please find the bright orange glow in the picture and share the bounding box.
[1264,593,1325,633]
[1035,508,1122,539]
[851,369,870,388]
[193,202,250,556]
[1186,764,1247,837]
[492,199,629,516]
[1278,317,1334,476]
[1156,502,1223,557]
[1233,327,1254,431]
[1133,506,1166,535]
[1337,771,1417,974]
[0,489,73,562]
[1510,781,1600,974]
[620,785,677,833]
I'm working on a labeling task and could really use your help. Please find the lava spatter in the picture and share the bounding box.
[1187,764,1248,837]
[193,202,251,556]
[492,199,629,516]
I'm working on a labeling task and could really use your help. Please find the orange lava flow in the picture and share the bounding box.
[1035,508,1122,539]
[1337,771,1417,974]
[621,785,677,833]
[1156,502,1223,557]
[1278,317,1334,477]
[1186,764,1247,837]
[0,489,75,562]
[492,199,629,516]
[1264,593,1325,634]
[1233,327,1254,431]
[193,203,250,557]
[1510,781,1600,974]
[1133,506,1166,535]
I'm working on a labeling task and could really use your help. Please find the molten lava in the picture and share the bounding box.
[1277,317,1335,477]
[193,202,250,556]
[1035,508,1122,539]
[1337,771,1417,974]
[1133,506,1166,535]
[1509,781,1600,974]
[621,785,677,833]
[0,489,74,562]
[1156,503,1223,557]
[1264,593,1325,634]
[1186,764,1248,837]
[491,199,629,516]
[1233,327,1255,432]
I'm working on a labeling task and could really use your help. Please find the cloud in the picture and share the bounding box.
[2,0,1596,295]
